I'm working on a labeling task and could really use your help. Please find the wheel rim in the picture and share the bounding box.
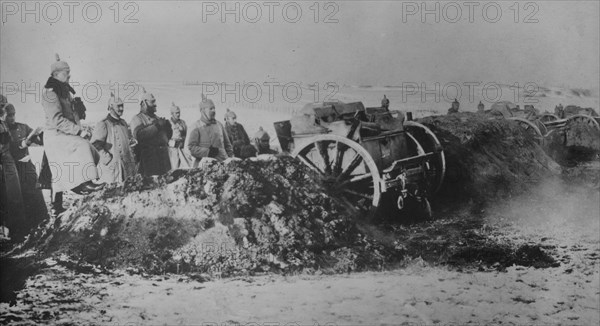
[404,121,446,195]
[567,114,600,130]
[534,120,548,137]
[509,117,544,144]
[292,134,381,218]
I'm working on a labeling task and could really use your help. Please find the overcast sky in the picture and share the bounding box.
[1,0,598,89]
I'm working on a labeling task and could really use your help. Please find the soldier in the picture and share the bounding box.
[4,103,48,234]
[188,95,233,165]
[130,88,172,176]
[1,99,24,241]
[167,102,190,169]
[555,104,565,119]
[447,99,460,114]
[41,54,103,197]
[477,101,485,113]
[524,105,538,119]
[254,127,278,155]
[91,93,137,184]
[381,95,390,110]
[224,108,255,159]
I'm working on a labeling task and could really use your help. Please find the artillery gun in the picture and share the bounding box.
[486,101,547,143]
[486,102,600,144]
[537,105,600,137]
[274,101,445,220]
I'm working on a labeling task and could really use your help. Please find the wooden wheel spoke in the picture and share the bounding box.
[337,152,364,181]
[293,134,383,218]
[297,154,325,176]
[338,173,373,188]
[314,140,333,174]
[348,173,373,184]
[333,141,348,176]
[342,188,373,200]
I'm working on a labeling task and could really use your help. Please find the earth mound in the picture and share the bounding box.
[417,113,561,208]
[544,120,600,165]
[19,157,400,276]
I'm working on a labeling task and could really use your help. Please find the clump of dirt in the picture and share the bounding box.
[417,113,560,208]
[449,243,558,269]
[383,218,558,271]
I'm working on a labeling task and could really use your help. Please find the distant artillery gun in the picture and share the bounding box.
[274,102,445,220]
[537,105,600,137]
[485,101,546,144]
[486,102,600,145]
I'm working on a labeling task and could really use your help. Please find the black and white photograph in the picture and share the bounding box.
[1,0,599,324]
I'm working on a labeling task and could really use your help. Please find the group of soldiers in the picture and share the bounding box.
[447,99,547,118]
[0,55,277,242]
[447,99,486,114]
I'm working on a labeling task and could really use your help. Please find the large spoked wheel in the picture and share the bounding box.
[292,134,382,218]
[508,117,544,144]
[566,114,600,131]
[404,121,446,195]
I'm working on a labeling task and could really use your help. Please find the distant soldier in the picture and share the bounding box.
[167,102,190,169]
[91,93,137,184]
[188,95,233,164]
[224,108,255,159]
[381,95,390,110]
[130,88,172,176]
[447,98,460,114]
[254,127,278,155]
[555,104,565,119]
[477,101,485,113]
[524,105,537,119]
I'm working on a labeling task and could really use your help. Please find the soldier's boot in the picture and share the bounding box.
[51,191,65,217]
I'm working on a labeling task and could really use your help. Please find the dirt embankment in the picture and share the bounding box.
[18,157,390,275]
[544,119,600,166]
[418,113,561,208]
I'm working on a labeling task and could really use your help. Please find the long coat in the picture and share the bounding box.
[1,120,23,230]
[188,120,233,164]
[8,122,48,226]
[169,118,187,149]
[225,122,252,158]
[41,89,100,192]
[130,112,172,176]
[168,118,191,169]
[91,115,137,184]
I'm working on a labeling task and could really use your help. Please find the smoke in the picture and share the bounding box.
[483,174,600,246]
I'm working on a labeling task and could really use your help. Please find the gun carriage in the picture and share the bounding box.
[274,102,445,219]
